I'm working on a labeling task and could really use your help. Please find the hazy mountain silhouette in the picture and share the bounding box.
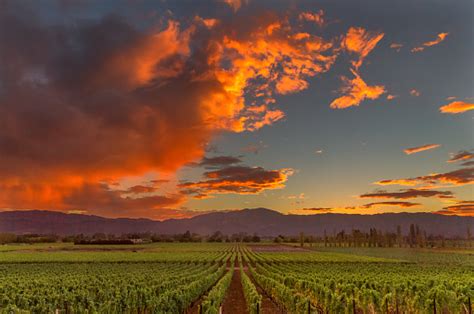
[0,208,472,237]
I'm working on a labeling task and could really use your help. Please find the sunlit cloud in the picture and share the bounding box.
[386,94,398,100]
[411,32,449,53]
[330,28,385,109]
[0,181,188,219]
[342,27,384,69]
[221,0,247,11]
[287,193,306,200]
[291,201,420,215]
[298,10,325,27]
[433,200,473,217]
[179,166,293,198]
[360,201,421,208]
[439,101,474,114]
[375,167,474,187]
[0,5,357,217]
[403,144,440,155]
[330,70,385,109]
[295,207,333,213]
[360,188,453,199]
[447,150,474,163]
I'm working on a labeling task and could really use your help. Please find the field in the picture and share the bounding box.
[0,243,473,313]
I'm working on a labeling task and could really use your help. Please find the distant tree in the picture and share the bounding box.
[467,226,472,247]
[208,231,224,242]
[409,224,416,248]
[251,234,261,242]
[0,233,16,244]
[396,225,402,247]
[299,232,305,247]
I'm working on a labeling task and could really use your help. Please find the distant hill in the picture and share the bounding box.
[0,208,472,237]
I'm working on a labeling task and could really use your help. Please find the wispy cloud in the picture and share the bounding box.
[447,150,474,163]
[297,207,333,213]
[404,144,440,155]
[342,27,384,69]
[440,101,474,114]
[197,156,242,168]
[411,32,449,52]
[375,168,474,187]
[330,70,385,109]
[361,201,421,208]
[298,10,325,27]
[389,43,403,52]
[221,0,247,11]
[241,141,267,155]
[433,200,473,216]
[360,188,453,199]
[292,201,420,214]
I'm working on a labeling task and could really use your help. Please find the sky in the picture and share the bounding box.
[0,0,472,220]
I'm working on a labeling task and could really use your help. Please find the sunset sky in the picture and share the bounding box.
[0,0,472,219]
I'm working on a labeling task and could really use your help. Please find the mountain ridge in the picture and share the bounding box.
[0,208,472,237]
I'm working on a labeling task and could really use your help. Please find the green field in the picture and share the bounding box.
[0,243,472,313]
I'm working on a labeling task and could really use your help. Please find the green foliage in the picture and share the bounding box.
[240,262,262,314]
[201,267,234,314]
[0,261,227,312]
[1,243,473,313]
[244,248,474,314]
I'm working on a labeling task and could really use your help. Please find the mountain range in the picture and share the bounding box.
[0,208,472,237]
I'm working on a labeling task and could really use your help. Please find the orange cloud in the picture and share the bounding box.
[342,27,384,69]
[298,10,324,27]
[0,8,346,217]
[122,185,160,194]
[412,32,449,53]
[404,144,441,155]
[291,201,420,215]
[433,200,473,217]
[0,6,391,218]
[386,94,398,100]
[447,150,474,163]
[361,201,420,208]
[297,207,333,213]
[222,0,246,11]
[0,181,187,219]
[179,166,293,198]
[440,101,474,114]
[330,70,385,109]
[375,168,474,187]
[360,189,453,200]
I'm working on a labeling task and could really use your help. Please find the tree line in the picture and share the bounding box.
[0,223,472,247]
[283,224,473,248]
[0,231,261,244]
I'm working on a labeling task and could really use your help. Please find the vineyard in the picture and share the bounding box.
[0,243,472,313]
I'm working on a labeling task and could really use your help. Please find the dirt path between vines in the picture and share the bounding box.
[222,261,248,314]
